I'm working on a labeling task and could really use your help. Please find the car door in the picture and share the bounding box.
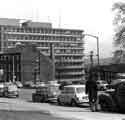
[59,88,66,103]
[66,87,73,104]
[62,87,69,104]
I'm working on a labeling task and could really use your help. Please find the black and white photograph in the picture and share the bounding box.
[0,0,124,120]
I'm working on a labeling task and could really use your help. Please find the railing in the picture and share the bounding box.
[55,59,84,63]
[6,31,82,37]
[7,39,83,44]
[57,71,85,75]
[56,65,84,69]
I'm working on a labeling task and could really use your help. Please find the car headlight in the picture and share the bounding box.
[82,96,88,100]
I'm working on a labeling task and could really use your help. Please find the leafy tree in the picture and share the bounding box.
[112,2,125,63]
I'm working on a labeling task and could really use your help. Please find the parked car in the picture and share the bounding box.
[4,83,19,98]
[15,81,23,88]
[32,83,60,103]
[0,82,5,96]
[96,80,108,91]
[98,80,125,112]
[57,85,89,106]
[24,81,36,88]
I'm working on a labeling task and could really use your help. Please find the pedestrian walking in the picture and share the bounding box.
[85,72,98,112]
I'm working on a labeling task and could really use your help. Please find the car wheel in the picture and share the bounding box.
[32,93,37,102]
[100,100,109,111]
[4,91,8,97]
[41,96,45,103]
[32,93,41,102]
[71,99,77,107]
[99,94,116,112]
[16,94,19,98]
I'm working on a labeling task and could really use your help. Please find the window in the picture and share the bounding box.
[62,87,74,94]
[67,87,74,94]
[61,89,66,94]
[65,31,71,35]
[76,87,85,93]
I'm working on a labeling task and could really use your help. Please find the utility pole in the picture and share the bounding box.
[90,51,94,68]
[50,43,55,81]
[84,34,100,80]
[83,34,99,66]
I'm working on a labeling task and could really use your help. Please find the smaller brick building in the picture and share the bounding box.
[4,43,54,84]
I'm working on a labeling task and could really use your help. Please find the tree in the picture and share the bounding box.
[112,2,125,63]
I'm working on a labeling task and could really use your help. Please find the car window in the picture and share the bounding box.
[97,81,106,84]
[61,88,66,94]
[66,87,74,94]
[76,87,85,93]
[102,81,107,84]
[61,87,74,94]
[36,87,48,93]
[8,84,18,91]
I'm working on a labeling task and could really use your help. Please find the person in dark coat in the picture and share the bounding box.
[85,72,98,112]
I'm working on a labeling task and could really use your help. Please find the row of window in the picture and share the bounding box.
[38,49,83,54]
[55,62,84,66]
[55,49,83,54]
[7,35,82,43]
[60,71,84,75]
[7,41,83,48]
[55,56,83,60]
[0,55,20,61]
[5,26,83,36]
[56,74,84,79]
[57,69,84,73]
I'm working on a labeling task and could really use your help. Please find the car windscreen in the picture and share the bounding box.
[49,86,59,92]
[76,87,85,93]
[97,81,107,84]
[8,85,18,91]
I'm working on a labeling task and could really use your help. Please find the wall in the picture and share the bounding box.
[4,43,54,84]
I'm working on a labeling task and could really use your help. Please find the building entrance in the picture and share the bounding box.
[0,53,21,82]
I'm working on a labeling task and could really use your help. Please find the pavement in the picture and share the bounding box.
[0,98,125,120]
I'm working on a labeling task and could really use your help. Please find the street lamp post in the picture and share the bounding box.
[83,34,100,66]
[84,34,100,80]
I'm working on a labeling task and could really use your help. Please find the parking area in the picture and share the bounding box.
[19,88,35,102]
[0,88,125,120]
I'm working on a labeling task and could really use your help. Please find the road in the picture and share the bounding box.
[0,88,124,120]
[0,110,71,120]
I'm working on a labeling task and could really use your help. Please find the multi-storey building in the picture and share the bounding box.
[0,18,85,84]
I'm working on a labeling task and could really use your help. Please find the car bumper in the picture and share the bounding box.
[0,89,4,96]
[47,96,57,103]
[7,91,19,97]
[76,98,89,104]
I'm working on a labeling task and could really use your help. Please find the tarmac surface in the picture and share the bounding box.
[0,97,124,120]
[0,88,124,120]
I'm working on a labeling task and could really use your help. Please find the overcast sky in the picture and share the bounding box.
[0,0,123,58]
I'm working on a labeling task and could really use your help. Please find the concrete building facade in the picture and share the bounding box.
[0,18,85,84]
[2,43,54,85]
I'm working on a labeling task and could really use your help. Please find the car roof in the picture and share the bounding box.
[64,84,85,88]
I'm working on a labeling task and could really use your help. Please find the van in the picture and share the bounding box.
[57,85,89,106]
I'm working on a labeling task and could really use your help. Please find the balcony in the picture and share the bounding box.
[55,53,84,56]
[58,78,83,82]
[55,59,84,63]
[7,39,83,44]
[37,47,84,50]
[6,31,82,38]
[56,65,84,69]
[57,71,85,75]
